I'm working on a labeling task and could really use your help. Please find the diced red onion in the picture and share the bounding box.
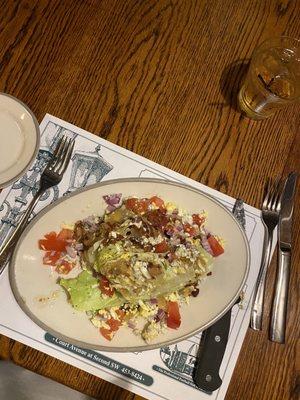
[75,243,84,251]
[156,308,166,321]
[83,216,97,225]
[165,228,174,237]
[107,205,117,212]
[203,227,211,236]
[103,193,122,207]
[83,215,93,223]
[128,320,136,329]
[167,252,175,262]
[81,216,99,232]
[66,246,77,259]
[88,223,99,232]
[150,298,158,304]
[201,235,213,255]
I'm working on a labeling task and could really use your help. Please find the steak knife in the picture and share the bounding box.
[269,172,297,343]
[193,199,246,391]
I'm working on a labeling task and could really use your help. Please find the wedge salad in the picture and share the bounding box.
[38,194,224,342]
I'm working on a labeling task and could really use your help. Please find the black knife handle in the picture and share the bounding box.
[193,308,232,392]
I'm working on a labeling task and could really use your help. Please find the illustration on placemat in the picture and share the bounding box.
[152,343,201,391]
[0,122,113,245]
[67,145,113,192]
[160,344,197,376]
[0,130,56,243]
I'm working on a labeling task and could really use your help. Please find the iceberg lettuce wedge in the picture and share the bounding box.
[60,270,124,311]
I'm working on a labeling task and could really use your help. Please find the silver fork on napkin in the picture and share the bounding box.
[250,178,282,331]
[0,135,75,274]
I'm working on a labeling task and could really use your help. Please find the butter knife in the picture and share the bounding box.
[193,199,245,391]
[269,172,297,343]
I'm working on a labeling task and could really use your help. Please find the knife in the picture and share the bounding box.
[269,172,297,344]
[193,199,245,391]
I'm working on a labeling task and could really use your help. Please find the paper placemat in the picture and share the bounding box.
[0,114,269,400]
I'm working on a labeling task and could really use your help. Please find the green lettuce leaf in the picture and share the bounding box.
[59,270,124,311]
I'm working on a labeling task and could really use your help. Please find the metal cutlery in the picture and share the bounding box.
[193,199,246,392]
[0,135,74,274]
[270,172,297,343]
[250,178,282,331]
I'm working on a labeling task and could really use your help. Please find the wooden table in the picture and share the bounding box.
[0,1,299,399]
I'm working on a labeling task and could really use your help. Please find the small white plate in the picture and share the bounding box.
[9,179,250,352]
[0,93,40,188]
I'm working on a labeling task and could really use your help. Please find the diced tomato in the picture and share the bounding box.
[39,229,75,273]
[43,251,61,266]
[166,301,181,329]
[57,229,73,241]
[154,240,170,253]
[99,276,114,297]
[192,214,205,226]
[149,196,165,210]
[44,231,57,240]
[136,198,150,213]
[55,260,73,274]
[124,198,136,210]
[100,309,125,340]
[125,197,149,213]
[107,318,122,331]
[183,223,198,236]
[38,229,73,252]
[39,237,56,251]
[207,235,224,257]
[39,238,65,252]
[38,239,48,250]
[100,327,114,341]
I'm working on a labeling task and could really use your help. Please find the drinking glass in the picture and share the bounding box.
[238,37,300,120]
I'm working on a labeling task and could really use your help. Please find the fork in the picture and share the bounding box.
[0,135,75,274]
[250,178,282,331]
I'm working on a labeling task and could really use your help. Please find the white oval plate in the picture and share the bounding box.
[0,93,40,188]
[9,178,250,352]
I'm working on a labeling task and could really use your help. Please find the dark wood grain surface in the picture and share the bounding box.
[0,1,299,399]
